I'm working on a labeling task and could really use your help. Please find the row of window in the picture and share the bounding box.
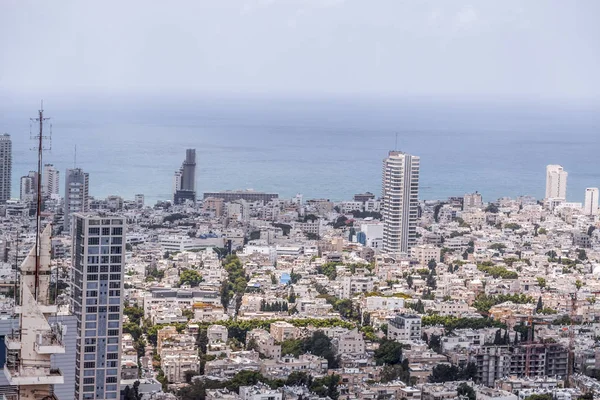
[87,246,122,255]
[86,265,122,273]
[88,237,122,245]
[88,227,123,235]
[86,274,122,281]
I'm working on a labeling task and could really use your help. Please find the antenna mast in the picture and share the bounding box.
[30,101,51,300]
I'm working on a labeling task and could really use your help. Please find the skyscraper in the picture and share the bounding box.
[64,168,90,233]
[545,165,568,200]
[382,151,420,254]
[43,163,60,197]
[0,133,12,202]
[173,149,197,204]
[584,188,599,216]
[71,213,126,400]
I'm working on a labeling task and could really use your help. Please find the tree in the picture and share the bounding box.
[179,269,203,287]
[374,339,403,365]
[406,275,414,289]
[311,374,340,400]
[536,296,543,313]
[578,249,588,261]
[428,259,437,270]
[457,383,476,400]
[288,287,296,303]
[493,329,503,345]
[575,280,583,291]
[184,370,200,384]
[537,277,546,289]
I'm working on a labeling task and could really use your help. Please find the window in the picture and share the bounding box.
[107,329,119,336]
[110,266,121,273]
[88,237,100,245]
[84,346,95,353]
[88,227,100,235]
[83,362,95,368]
[88,246,99,255]
[108,306,120,312]
[86,282,98,289]
[85,314,96,321]
[83,378,94,384]
[106,376,117,383]
[112,227,123,235]
[109,274,121,280]
[111,237,122,245]
[109,282,119,288]
[108,314,119,320]
[86,307,97,313]
[102,227,110,235]
[110,256,121,264]
[107,353,118,359]
[87,274,98,281]
[85,322,97,329]
[108,322,119,328]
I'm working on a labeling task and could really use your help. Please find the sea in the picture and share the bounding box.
[1,95,599,205]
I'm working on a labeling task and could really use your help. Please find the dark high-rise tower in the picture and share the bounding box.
[0,134,11,203]
[173,149,197,204]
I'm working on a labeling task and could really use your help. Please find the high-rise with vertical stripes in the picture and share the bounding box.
[382,151,420,254]
[0,134,11,203]
[71,213,126,400]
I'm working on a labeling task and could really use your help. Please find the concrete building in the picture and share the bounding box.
[19,171,37,203]
[203,190,278,204]
[0,134,11,203]
[332,328,365,356]
[584,187,599,216]
[387,314,422,343]
[463,192,483,210]
[382,151,420,254]
[546,165,568,200]
[42,164,60,198]
[64,168,90,233]
[173,149,197,204]
[359,223,384,249]
[2,224,67,400]
[71,214,126,400]
[270,321,296,343]
[134,194,144,208]
[410,245,441,266]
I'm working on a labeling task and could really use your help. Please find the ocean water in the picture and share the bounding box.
[1,96,599,205]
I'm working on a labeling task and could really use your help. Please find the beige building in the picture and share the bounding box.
[270,321,296,342]
[410,245,441,266]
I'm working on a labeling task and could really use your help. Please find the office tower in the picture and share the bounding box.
[64,168,90,233]
[173,149,197,204]
[584,188,599,216]
[20,171,38,202]
[3,224,66,399]
[545,165,568,200]
[382,151,420,254]
[0,133,11,202]
[71,213,126,400]
[43,163,60,197]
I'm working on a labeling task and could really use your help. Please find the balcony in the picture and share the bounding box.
[4,334,21,351]
[4,365,64,385]
[34,332,66,354]
[14,304,58,315]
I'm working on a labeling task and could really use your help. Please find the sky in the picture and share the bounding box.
[1,0,599,101]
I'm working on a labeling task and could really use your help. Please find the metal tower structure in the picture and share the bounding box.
[3,104,64,400]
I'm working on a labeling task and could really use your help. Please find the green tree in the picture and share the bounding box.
[537,277,547,289]
[457,383,476,400]
[179,269,203,287]
[536,296,543,313]
[374,340,403,365]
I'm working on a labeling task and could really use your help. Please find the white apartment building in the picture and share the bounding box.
[239,384,283,400]
[340,275,375,299]
[64,168,90,232]
[584,187,599,216]
[545,164,568,200]
[247,329,281,360]
[333,328,365,356]
[363,296,405,312]
[382,151,420,253]
[360,222,384,249]
[43,163,60,197]
[387,314,422,343]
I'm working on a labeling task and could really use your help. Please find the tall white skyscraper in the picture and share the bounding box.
[64,168,90,233]
[584,188,599,216]
[43,163,60,197]
[0,133,11,203]
[382,151,420,254]
[545,164,568,200]
[71,213,126,400]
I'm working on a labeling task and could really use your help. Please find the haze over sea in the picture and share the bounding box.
[2,96,599,205]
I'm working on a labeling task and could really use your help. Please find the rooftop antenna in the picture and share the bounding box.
[30,100,51,300]
[395,133,398,151]
[74,144,77,168]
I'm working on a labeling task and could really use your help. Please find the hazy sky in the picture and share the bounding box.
[1,0,599,100]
